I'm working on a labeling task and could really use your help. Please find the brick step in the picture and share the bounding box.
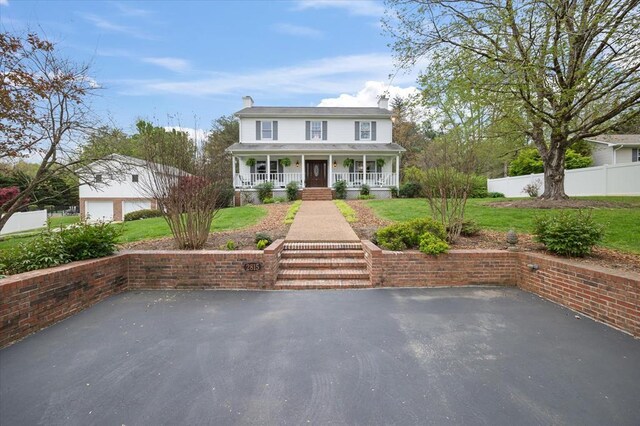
[281,249,365,259]
[283,242,363,251]
[280,258,367,269]
[278,269,370,280]
[274,279,371,290]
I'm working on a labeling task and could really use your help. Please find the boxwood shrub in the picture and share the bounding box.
[124,209,163,221]
[374,218,447,251]
[533,210,604,257]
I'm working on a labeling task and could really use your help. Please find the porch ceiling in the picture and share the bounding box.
[226,142,405,154]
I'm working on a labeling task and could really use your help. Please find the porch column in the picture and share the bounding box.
[301,154,305,188]
[396,155,400,189]
[363,154,367,185]
[266,154,271,183]
[232,155,236,188]
[328,154,333,187]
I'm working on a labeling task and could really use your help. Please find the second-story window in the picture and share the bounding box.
[261,121,272,140]
[360,121,371,140]
[132,174,139,183]
[311,121,322,140]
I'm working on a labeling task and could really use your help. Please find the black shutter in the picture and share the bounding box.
[355,121,360,141]
[305,121,311,140]
[633,148,638,162]
[273,121,278,140]
[256,121,261,140]
[322,121,328,140]
[371,121,377,141]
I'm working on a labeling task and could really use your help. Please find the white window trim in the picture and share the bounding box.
[310,120,323,140]
[261,121,273,141]
[359,121,372,141]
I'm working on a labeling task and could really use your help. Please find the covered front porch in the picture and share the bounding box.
[231,153,400,189]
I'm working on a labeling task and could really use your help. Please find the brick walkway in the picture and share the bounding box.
[285,201,359,242]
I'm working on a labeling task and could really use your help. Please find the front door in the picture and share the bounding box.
[305,160,327,187]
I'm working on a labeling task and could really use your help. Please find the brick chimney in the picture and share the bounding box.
[378,95,389,109]
[242,96,254,108]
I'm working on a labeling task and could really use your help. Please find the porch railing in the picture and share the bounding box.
[235,173,303,188]
[332,172,397,188]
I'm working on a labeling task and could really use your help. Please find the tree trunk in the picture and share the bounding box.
[540,145,569,200]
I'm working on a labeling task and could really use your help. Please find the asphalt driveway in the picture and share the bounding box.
[1,287,639,425]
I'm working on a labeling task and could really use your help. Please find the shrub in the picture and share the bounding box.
[390,187,398,198]
[333,179,347,199]
[285,181,299,201]
[256,181,274,203]
[254,232,273,245]
[273,196,287,203]
[375,218,446,251]
[59,221,121,261]
[284,200,302,224]
[225,240,237,250]
[399,182,421,198]
[357,194,375,200]
[468,175,488,198]
[488,192,505,198]
[522,179,542,197]
[533,210,604,257]
[333,200,357,223]
[216,185,235,208]
[509,147,591,176]
[360,183,370,196]
[448,219,481,237]
[418,232,449,255]
[256,239,269,250]
[262,197,274,204]
[124,209,163,221]
[1,222,121,275]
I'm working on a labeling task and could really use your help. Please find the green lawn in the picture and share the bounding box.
[367,197,640,254]
[0,206,266,251]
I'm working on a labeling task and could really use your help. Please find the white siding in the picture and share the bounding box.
[590,143,613,166]
[79,162,154,199]
[240,117,393,143]
[615,147,636,164]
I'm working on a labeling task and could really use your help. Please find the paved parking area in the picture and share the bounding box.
[1,287,639,425]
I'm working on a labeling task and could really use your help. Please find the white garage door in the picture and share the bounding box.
[85,200,114,221]
[123,200,152,216]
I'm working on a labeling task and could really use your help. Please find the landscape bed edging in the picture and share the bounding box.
[1,243,638,348]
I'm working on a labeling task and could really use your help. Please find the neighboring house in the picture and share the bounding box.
[585,134,640,166]
[79,154,158,221]
[226,96,405,201]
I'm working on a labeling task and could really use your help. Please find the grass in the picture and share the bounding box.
[367,197,640,254]
[0,206,266,251]
[284,200,302,224]
[333,200,357,222]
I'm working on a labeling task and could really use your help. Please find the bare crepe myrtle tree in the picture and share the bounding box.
[137,124,227,250]
[0,32,102,231]
[385,0,640,199]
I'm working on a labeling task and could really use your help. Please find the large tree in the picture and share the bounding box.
[0,32,98,230]
[385,0,640,199]
[204,115,239,184]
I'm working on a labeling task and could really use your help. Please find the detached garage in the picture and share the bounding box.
[85,200,114,221]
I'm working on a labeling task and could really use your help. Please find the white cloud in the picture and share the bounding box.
[112,2,152,17]
[294,0,385,17]
[318,81,419,108]
[272,23,323,38]
[163,126,209,143]
[0,0,9,6]
[142,57,191,73]
[79,13,157,40]
[115,52,419,97]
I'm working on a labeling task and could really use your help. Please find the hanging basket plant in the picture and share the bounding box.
[245,158,256,167]
[343,158,354,168]
[279,157,291,167]
[376,158,386,169]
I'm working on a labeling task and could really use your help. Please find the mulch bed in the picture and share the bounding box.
[122,203,290,251]
[487,199,640,209]
[346,200,640,274]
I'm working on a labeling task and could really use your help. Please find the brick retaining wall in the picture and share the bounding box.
[0,255,128,348]
[1,245,638,348]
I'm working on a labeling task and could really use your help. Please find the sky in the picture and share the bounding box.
[0,0,424,135]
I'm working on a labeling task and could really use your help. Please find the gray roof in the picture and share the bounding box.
[226,142,405,153]
[235,106,392,118]
[585,134,640,146]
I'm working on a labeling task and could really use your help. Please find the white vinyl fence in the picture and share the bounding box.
[487,163,640,197]
[0,209,48,236]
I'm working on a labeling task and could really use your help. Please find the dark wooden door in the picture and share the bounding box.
[305,160,327,187]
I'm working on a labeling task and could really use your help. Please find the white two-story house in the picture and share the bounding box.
[227,96,405,201]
